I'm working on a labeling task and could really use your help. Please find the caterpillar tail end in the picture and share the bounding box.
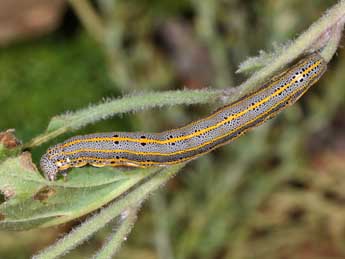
[40,153,58,181]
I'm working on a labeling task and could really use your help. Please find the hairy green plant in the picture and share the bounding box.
[0,1,345,258]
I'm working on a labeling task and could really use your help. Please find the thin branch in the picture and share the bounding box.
[235,0,345,96]
[93,205,140,259]
[25,90,222,148]
[68,0,106,43]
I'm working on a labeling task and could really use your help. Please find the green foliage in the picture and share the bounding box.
[0,153,162,230]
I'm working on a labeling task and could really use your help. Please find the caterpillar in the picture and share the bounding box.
[40,53,327,181]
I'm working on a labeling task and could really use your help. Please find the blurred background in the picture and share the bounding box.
[0,0,345,258]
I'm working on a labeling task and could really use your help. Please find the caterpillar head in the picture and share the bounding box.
[40,144,69,181]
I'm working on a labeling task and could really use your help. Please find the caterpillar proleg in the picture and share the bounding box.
[40,53,327,181]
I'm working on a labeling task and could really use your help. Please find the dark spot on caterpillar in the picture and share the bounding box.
[113,134,118,137]
[141,143,146,146]
[140,136,146,138]
[116,156,120,159]
[111,161,116,164]
[171,142,175,145]
[115,141,119,144]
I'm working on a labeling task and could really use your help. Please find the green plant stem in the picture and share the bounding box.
[68,0,106,43]
[93,205,140,259]
[235,0,345,96]
[151,192,174,259]
[25,90,222,148]
[320,17,344,61]
[193,0,234,87]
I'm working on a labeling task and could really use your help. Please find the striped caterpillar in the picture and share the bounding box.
[40,53,327,181]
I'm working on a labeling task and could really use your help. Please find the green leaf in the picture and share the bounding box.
[0,152,172,230]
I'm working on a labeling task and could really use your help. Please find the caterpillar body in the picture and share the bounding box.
[40,53,327,181]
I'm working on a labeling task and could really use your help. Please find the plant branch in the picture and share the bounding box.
[25,90,222,148]
[93,205,140,259]
[68,0,106,44]
[234,0,345,96]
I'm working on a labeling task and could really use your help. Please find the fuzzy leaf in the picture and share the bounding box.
[0,152,163,230]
